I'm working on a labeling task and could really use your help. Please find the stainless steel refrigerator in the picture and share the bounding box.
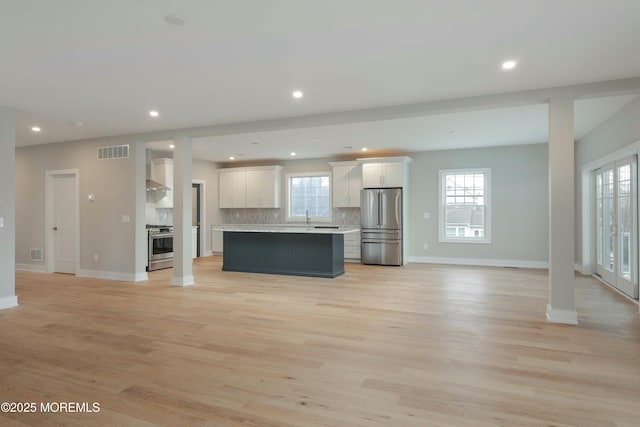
[361,188,402,266]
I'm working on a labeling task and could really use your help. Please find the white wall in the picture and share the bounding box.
[0,108,17,308]
[15,137,138,277]
[575,96,640,265]
[407,144,549,266]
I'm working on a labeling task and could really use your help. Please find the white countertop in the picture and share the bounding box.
[212,224,360,234]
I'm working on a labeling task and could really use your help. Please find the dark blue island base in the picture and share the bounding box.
[222,231,345,278]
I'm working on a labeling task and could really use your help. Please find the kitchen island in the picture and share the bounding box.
[212,225,360,278]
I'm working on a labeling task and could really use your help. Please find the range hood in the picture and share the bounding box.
[146,179,170,192]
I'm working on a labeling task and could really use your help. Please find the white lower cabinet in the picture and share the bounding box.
[344,231,361,262]
[212,229,224,253]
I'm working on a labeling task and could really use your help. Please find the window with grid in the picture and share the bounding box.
[439,168,491,243]
[286,172,332,222]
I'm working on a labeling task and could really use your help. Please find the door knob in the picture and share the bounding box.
[53,226,58,231]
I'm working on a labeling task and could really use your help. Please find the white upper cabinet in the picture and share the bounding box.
[219,170,247,208]
[360,157,411,188]
[246,168,281,208]
[329,161,361,207]
[219,166,282,209]
[151,158,173,208]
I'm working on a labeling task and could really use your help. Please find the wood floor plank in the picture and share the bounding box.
[0,258,638,426]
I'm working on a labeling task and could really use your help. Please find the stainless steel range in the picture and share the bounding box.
[147,225,174,271]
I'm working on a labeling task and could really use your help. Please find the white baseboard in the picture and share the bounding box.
[172,275,194,287]
[408,256,548,269]
[546,304,579,325]
[203,250,214,257]
[0,295,19,310]
[15,263,47,273]
[77,269,137,282]
[134,272,148,282]
[574,263,586,274]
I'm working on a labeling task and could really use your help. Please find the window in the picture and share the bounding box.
[439,168,491,243]
[286,172,332,222]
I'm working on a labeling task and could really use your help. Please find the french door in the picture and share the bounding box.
[595,157,639,299]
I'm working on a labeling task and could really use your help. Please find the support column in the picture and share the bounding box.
[0,107,18,309]
[134,141,148,282]
[172,136,194,286]
[547,96,578,324]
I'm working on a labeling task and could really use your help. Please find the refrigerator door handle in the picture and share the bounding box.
[377,191,381,226]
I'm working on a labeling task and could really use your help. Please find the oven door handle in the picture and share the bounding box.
[151,233,174,238]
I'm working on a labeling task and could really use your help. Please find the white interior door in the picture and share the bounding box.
[595,157,638,299]
[53,174,77,274]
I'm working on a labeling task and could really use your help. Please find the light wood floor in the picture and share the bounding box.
[1,258,639,426]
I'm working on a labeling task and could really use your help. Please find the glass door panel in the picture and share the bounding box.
[601,168,616,284]
[595,158,638,300]
[616,161,637,297]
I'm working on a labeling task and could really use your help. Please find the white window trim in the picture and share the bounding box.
[438,168,492,244]
[286,171,332,223]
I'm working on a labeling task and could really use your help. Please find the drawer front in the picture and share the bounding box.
[344,232,360,245]
[344,246,361,259]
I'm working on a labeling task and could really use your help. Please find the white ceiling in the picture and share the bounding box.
[3,1,640,159]
[146,94,638,162]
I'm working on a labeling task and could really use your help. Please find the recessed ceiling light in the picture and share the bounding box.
[229,156,235,160]
[149,110,159,117]
[251,142,259,145]
[290,152,297,156]
[164,14,185,26]
[501,60,517,70]
[449,130,458,135]
[292,90,303,99]
[73,121,84,127]
[169,144,175,149]
[31,126,41,132]
[361,147,368,152]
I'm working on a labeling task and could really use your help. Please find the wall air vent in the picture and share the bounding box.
[30,248,43,262]
[97,144,129,160]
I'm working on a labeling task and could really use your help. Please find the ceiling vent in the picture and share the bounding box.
[30,248,43,262]
[97,144,129,160]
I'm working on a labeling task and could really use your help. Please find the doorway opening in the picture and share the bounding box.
[192,183,201,258]
[192,180,206,258]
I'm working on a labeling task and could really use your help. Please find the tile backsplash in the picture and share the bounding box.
[146,192,173,225]
[220,207,360,226]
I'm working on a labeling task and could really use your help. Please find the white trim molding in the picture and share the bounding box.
[0,295,18,310]
[45,169,80,275]
[15,263,48,273]
[78,269,138,282]
[438,168,492,244]
[409,256,548,269]
[172,275,194,287]
[546,304,579,325]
